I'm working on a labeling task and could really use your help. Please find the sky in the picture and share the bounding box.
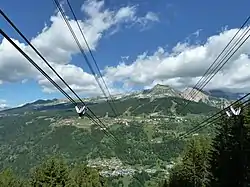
[0,0,250,108]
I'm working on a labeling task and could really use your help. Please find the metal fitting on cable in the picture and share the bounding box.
[75,105,88,118]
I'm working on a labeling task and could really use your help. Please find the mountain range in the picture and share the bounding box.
[0,84,242,182]
[1,84,243,115]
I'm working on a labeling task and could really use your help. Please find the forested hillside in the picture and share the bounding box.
[0,89,223,186]
[1,101,249,186]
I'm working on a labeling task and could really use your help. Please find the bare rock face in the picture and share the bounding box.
[181,87,209,102]
[92,84,234,109]
[181,87,233,109]
[143,84,181,98]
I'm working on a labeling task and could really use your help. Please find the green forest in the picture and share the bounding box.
[1,102,250,186]
[163,103,250,187]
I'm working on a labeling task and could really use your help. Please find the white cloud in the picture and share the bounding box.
[37,63,98,95]
[110,6,159,35]
[121,56,130,61]
[0,38,38,82]
[104,27,250,93]
[192,29,202,38]
[0,0,158,96]
[0,99,8,109]
[31,0,140,64]
[135,12,159,31]
[2,0,250,98]
[115,6,137,22]
[145,12,159,22]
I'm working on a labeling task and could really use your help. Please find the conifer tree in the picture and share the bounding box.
[168,163,191,187]
[168,136,211,187]
[161,179,169,187]
[0,168,25,187]
[208,113,231,187]
[209,103,250,186]
[29,157,70,187]
[67,164,107,187]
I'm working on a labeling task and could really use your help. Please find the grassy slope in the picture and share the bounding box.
[88,97,219,117]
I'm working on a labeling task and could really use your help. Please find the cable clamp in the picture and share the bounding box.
[75,105,88,118]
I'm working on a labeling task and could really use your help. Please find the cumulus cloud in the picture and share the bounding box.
[1,0,250,98]
[0,0,159,96]
[135,12,159,31]
[37,63,98,95]
[0,99,8,109]
[0,38,38,82]
[104,27,250,93]
[110,6,159,35]
[31,0,151,64]
[144,12,159,22]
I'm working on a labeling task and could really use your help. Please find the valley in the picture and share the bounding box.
[0,85,236,186]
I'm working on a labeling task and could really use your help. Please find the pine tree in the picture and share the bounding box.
[162,179,169,187]
[158,179,169,187]
[239,102,250,186]
[0,168,25,187]
[244,102,250,185]
[208,113,231,187]
[67,164,107,187]
[168,163,191,187]
[182,136,210,187]
[168,136,211,187]
[209,103,250,187]
[29,157,70,187]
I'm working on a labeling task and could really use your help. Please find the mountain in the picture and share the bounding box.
[0,84,232,114]
[0,96,218,117]
[206,89,245,100]
[0,91,218,174]
[1,84,238,117]
[120,84,232,109]
[0,84,224,185]
[181,87,209,102]
[181,87,234,109]
[142,84,181,97]
[0,106,9,111]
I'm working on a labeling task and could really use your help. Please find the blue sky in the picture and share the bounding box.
[1,0,250,107]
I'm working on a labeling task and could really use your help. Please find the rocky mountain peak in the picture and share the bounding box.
[181,87,209,102]
[153,84,171,89]
[142,84,181,98]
